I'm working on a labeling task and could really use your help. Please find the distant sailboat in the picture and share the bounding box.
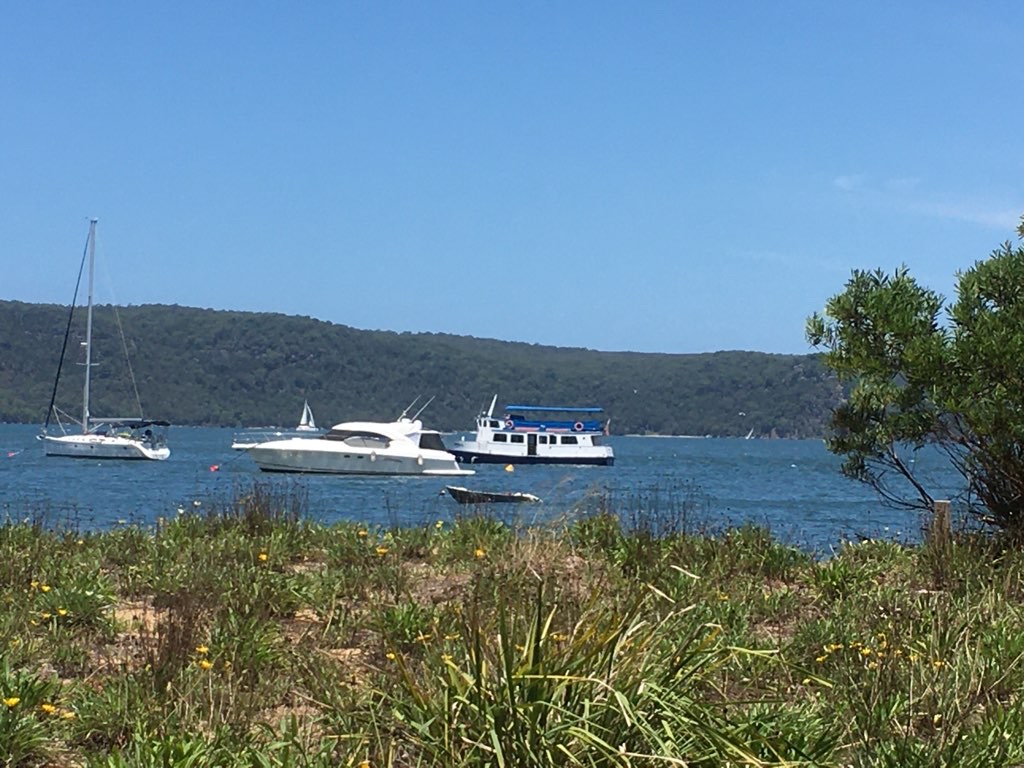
[296,400,317,432]
[230,400,322,449]
[38,219,170,460]
[745,428,755,440]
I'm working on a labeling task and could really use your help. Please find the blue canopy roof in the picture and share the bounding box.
[505,405,604,413]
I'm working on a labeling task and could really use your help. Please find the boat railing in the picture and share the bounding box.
[503,417,605,432]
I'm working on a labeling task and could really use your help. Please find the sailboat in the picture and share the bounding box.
[230,399,323,449]
[38,219,171,461]
[295,399,317,431]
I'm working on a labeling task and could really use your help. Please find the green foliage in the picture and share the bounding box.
[6,484,1024,764]
[0,300,840,436]
[0,658,63,767]
[808,229,1024,532]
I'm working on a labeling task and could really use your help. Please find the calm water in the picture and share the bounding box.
[0,424,959,553]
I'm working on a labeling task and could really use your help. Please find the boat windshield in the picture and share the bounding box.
[418,432,448,452]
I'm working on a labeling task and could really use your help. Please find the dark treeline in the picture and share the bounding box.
[0,300,841,436]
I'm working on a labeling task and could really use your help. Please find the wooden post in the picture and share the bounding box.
[929,500,952,587]
[931,500,951,546]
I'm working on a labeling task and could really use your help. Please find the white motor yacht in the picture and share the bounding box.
[246,418,473,476]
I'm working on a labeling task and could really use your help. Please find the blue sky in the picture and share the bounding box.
[2,2,1022,354]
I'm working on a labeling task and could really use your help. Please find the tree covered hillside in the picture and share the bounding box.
[0,300,840,436]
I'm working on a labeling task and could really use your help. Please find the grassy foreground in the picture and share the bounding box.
[2,485,1024,767]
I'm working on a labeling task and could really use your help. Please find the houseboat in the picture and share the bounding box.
[449,396,615,466]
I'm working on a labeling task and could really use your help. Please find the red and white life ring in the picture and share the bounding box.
[505,419,514,429]
[573,421,584,432]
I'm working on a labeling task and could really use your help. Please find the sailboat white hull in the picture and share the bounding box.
[40,433,170,461]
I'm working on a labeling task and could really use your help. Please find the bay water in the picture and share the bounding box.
[0,424,959,554]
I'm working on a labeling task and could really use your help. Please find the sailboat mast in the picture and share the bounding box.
[81,218,97,433]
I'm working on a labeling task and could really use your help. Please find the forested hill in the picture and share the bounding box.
[0,300,841,437]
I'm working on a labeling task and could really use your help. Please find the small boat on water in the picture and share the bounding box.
[231,399,323,449]
[445,485,541,504]
[449,396,615,466]
[38,219,170,461]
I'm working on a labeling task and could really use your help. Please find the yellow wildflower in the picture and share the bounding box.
[474,548,486,559]
[932,659,945,669]
[60,709,76,720]
[195,645,209,655]
[198,659,214,670]
[441,654,453,662]
[3,697,20,708]
[40,703,57,715]
[40,584,51,593]
[357,529,369,538]
[815,655,828,663]
[415,633,432,643]
[258,552,269,562]
[358,761,371,768]
[435,520,444,529]
[385,652,397,660]
[57,608,68,617]
[376,546,389,556]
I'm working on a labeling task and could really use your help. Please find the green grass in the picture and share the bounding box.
[1,484,1024,766]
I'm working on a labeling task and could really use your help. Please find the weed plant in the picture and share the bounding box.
[0,483,1023,766]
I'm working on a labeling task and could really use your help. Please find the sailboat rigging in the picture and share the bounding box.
[38,219,170,460]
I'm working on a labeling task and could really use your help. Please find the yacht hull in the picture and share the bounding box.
[450,447,614,466]
[248,439,473,476]
[40,434,170,461]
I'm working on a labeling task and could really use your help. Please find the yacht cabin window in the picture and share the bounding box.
[325,430,391,449]
[561,435,578,445]
[510,434,524,443]
[493,433,508,443]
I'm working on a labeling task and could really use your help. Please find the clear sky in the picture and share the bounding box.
[2,2,1022,355]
